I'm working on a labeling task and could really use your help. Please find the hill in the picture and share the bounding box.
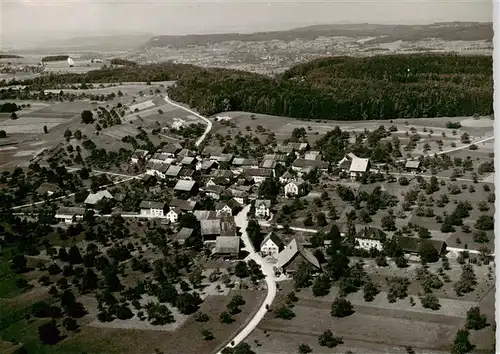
[142,22,493,49]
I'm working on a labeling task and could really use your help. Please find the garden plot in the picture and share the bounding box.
[0,117,67,134]
[103,125,140,140]
[129,100,155,112]
[13,148,45,157]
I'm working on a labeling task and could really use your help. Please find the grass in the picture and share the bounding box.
[0,262,28,299]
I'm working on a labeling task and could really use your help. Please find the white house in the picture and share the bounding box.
[139,201,166,217]
[55,207,86,224]
[130,149,149,164]
[165,208,182,223]
[215,199,241,217]
[254,199,271,218]
[245,169,273,184]
[284,179,306,198]
[260,232,284,257]
[338,153,370,180]
[355,227,387,251]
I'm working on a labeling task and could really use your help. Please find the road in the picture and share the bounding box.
[218,206,277,353]
[387,172,494,184]
[395,135,494,163]
[164,95,212,147]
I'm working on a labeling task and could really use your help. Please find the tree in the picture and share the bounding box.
[298,344,313,353]
[62,317,79,331]
[363,280,380,302]
[11,254,27,273]
[234,261,249,279]
[330,297,354,317]
[61,290,76,309]
[68,246,83,264]
[475,215,494,231]
[219,311,234,324]
[81,110,94,124]
[10,112,18,119]
[74,129,82,139]
[194,312,210,322]
[312,275,331,297]
[420,293,440,310]
[381,214,396,231]
[176,292,201,315]
[81,269,98,292]
[466,307,487,330]
[274,305,295,320]
[451,329,474,354]
[0,130,6,138]
[201,329,214,340]
[293,262,313,289]
[58,247,69,262]
[38,320,61,345]
[318,330,343,348]
[64,129,72,140]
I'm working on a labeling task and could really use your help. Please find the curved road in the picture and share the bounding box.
[164,95,213,147]
[218,206,277,353]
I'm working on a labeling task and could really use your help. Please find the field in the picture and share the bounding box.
[247,254,494,354]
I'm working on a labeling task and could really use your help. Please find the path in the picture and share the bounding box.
[396,135,494,163]
[218,206,277,353]
[164,95,212,147]
[387,171,493,184]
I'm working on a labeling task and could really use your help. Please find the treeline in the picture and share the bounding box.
[167,54,493,120]
[110,58,138,67]
[0,54,22,59]
[41,55,70,62]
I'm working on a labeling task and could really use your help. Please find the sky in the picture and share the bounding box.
[0,0,493,47]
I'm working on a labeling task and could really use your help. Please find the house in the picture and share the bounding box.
[244,169,273,184]
[177,148,196,159]
[279,171,295,184]
[397,236,447,256]
[130,149,149,164]
[84,190,113,206]
[277,142,310,154]
[284,179,306,197]
[173,180,197,194]
[275,239,321,274]
[291,159,329,173]
[214,236,240,257]
[179,167,194,180]
[204,184,225,200]
[259,159,278,169]
[304,151,321,160]
[202,146,225,157]
[55,207,86,224]
[139,200,166,217]
[405,160,423,173]
[231,158,259,173]
[165,207,182,223]
[338,153,370,180]
[193,210,218,221]
[215,199,241,217]
[220,217,237,236]
[150,152,176,164]
[179,156,197,167]
[260,232,284,257]
[170,199,197,213]
[201,219,221,241]
[254,199,271,218]
[355,227,387,251]
[146,161,170,179]
[175,228,194,245]
[214,154,234,164]
[162,143,183,156]
[197,160,218,172]
[222,188,249,205]
[36,183,61,196]
[165,165,182,179]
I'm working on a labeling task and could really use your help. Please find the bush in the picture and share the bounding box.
[318,330,343,348]
[420,294,441,310]
[274,305,295,320]
[466,307,487,330]
[330,297,353,317]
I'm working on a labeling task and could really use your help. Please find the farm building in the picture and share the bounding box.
[175,228,194,245]
[275,239,321,274]
[84,190,113,206]
[130,149,149,164]
[214,236,240,257]
[291,158,329,173]
[397,236,447,256]
[55,206,86,224]
[36,183,61,196]
[338,153,371,180]
[173,180,198,194]
[405,160,423,173]
[201,219,222,241]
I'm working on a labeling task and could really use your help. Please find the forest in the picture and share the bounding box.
[167,54,493,120]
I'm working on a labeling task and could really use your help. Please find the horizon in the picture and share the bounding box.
[0,0,492,49]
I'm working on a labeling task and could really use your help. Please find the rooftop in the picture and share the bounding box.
[139,200,165,209]
[174,180,196,191]
[214,236,240,255]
